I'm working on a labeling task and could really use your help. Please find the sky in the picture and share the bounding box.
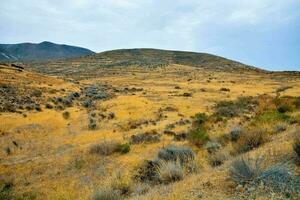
[0,0,300,71]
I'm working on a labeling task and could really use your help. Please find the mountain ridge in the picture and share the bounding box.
[0,41,94,61]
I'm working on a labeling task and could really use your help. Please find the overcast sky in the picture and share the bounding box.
[1,0,300,71]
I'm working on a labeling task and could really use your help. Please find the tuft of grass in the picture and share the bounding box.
[188,126,209,146]
[230,156,264,184]
[90,140,119,156]
[111,171,132,196]
[156,160,184,184]
[90,141,130,156]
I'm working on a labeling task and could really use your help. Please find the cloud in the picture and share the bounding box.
[0,0,299,70]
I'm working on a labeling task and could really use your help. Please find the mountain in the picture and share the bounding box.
[26,48,262,77]
[0,41,94,61]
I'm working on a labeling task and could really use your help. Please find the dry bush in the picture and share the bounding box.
[209,151,228,167]
[235,130,268,153]
[90,140,130,156]
[157,146,195,163]
[91,188,121,200]
[294,134,300,161]
[156,160,184,184]
[111,171,133,196]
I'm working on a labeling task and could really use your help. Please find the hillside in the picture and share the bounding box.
[25,48,262,78]
[1,61,300,200]
[0,41,94,61]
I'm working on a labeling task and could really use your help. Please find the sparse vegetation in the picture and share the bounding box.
[188,126,209,146]
[90,140,130,156]
[235,129,268,153]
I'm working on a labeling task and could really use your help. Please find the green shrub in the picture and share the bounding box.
[188,126,209,146]
[116,143,130,154]
[277,104,292,113]
[192,113,208,126]
[254,110,290,123]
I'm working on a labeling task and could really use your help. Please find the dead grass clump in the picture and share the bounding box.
[91,189,121,200]
[111,171,133,196]
[235,130,268,153]
[156,160,184,184]
[157,146,195,163]
[209,151,227,167]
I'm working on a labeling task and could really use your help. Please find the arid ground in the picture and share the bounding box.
[1,54,300,200]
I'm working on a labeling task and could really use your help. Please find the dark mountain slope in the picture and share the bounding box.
[0,41,94,61]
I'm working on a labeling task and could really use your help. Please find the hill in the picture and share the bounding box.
[25,48,262,78]
[0,41,94,61]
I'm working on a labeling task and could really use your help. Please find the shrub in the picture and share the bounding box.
[209,152,227,167]
[130,133,160,144]
[62,111,70,119]
[274,124,286,133]
[257,163,300,193]
[230,126,243,141]
[90,140,119,156]
[214,97,256,118]
[205,141,221,154]
[88,117,97,130]
[294,135,300,161]
[192,113,208,126]
[182,92,192,97]
[188,126,209,146]
[156,160,184,184]
[116,143,130,154]
[277,104,292,113]
[220,88,230,92]
[91,189,121,200]
[235,130,268,153]
[45,103,53,109]
[134,160,160,183]
[157,146,195,163]
[254,110,290,123]
[30,89,42,97]
[230,156,264,184]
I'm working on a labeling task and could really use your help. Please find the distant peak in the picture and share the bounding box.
[39,41,53,45]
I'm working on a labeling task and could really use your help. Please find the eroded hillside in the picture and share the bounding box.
[0,62,300,200]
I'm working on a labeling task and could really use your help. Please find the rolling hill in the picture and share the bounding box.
[0,41,94,61]
[25,48,262,78]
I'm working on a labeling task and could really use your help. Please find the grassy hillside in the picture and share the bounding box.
[0,62,300,200]
[25,48,262,78]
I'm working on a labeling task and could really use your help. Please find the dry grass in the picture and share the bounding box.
[0,64,300,199]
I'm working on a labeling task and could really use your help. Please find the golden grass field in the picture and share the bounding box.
[0,63,300,200]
